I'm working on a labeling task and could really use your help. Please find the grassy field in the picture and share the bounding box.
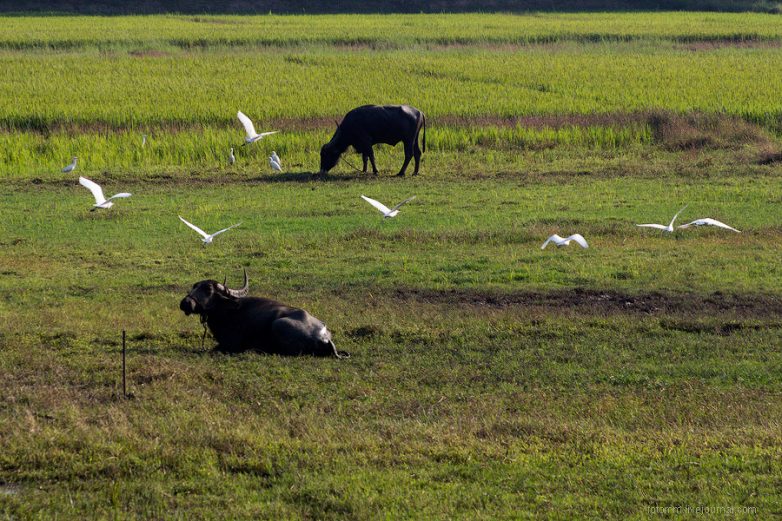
[2,12,782,520]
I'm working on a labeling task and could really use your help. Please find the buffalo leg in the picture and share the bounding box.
[396,141,414,177]
[362,154,368,173]
[413,138,422,175]
[367,147,378,175]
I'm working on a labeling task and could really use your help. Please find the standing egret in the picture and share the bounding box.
[635,205,688,233]
[237,111,278,145]
[269,156,282,172]
[360,195,416,218]
[541,234,589,249]
[678,218,741,233]
[178,216,242,245]
[271,151,281,166]
[62,157,78,173]
[229,147,236,165]
[78,177,131,211]
[142,134,147,147]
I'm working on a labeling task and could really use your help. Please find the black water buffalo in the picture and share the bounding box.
[319,104,426,176]
[179,270,348,358]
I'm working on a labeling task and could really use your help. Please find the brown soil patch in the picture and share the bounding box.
[389,287,782,318]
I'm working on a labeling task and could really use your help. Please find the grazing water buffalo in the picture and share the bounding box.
[319,104,426,176]
[179,270,348,358]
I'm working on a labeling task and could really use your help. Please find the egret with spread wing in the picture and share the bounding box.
[79,177,131,211]
[678,218,741,233]
[541,234,589,249]
[178,216,242,245]
[360,195,416,218]
[237,111,278,145]
[636,205,688,233]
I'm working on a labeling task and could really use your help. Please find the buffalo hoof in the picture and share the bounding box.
[395,172,406,177]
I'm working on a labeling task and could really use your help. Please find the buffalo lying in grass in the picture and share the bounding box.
[319,104,426,176]
[180,270,348,358]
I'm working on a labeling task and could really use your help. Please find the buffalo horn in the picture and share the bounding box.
[224,268,249,298]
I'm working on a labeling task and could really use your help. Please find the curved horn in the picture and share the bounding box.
[224,268,248,298]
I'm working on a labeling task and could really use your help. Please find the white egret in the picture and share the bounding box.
[269,156,282,172]
[678,218,741,233]
[237,111,278,145]
[271,151,281,166]
[142,134,147,147]
[360,195,416,218]
[229,147,236,165]
[62,156,78,173]
[178,216,242,245]
[78,177,131,211]
[541,234,589,249]
[635,205,688,233]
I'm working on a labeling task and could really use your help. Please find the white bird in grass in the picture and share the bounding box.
[271,151,281,166]
[361,195,416,218]
[269,156,282,172]
[62,156,78,173]
[237,111,278,145]
[142,134,147,147]
[229,147,236,165]
[178,216,242,245]
[635,205,688,233]
[79,177,131,211]
[678,218,741,233]
[541,234,589,249]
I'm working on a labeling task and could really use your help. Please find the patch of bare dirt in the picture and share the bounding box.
[389,287,782,318]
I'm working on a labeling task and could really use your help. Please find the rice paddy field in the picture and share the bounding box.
[1,12,782,520]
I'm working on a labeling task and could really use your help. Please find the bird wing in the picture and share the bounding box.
[209,222,242,238]
[390,195,417,213]
[256,131,279,138]
[567,234,589,248]
[635,223,667,230]
[541,234,564,249]
[361,195,391,214]
[270,159,282,171]
[702,218,741,232]
[668,204,688,227]
[179,216,210,239]
[237,111,257,138]
[106,193,132,202]
[79,177,106,204]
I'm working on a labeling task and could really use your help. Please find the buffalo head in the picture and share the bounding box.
[180,269,249,316]
[319,142,341,174]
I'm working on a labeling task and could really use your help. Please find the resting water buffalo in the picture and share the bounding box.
[319,104,426,176]
[180,270,348,358]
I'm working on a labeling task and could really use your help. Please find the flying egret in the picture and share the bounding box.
[271,151,281,166]
[78,177,131,211]
[541,234,589,249]
[178,216,242,245]
[678,218,741,233]
[636,205,688,233]
[62,157,78,173]
[361,195,416,218]
[229,147,236,165]
[269,156,282,172]
[237,111,278,145]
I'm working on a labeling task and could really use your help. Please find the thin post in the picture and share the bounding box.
[122,330,127,399]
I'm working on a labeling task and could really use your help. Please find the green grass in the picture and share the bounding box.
[2,12,782,520]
